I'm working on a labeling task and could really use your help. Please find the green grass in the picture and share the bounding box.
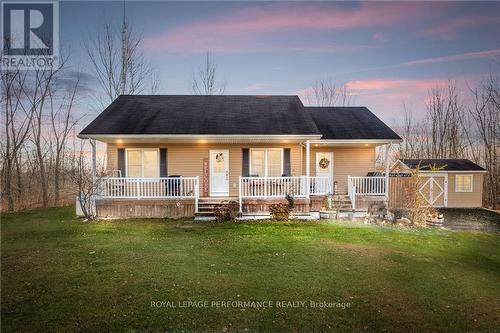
[1,206,499,332]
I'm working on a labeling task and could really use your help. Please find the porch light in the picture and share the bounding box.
[116,139,123,144]
[283,140,289,143]
[364,144,369,147]
[199,139,207,143]
[314,144,319,147]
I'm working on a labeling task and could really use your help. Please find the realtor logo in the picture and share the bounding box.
[1,0,59,69]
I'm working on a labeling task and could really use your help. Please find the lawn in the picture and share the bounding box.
[1,206,499,332]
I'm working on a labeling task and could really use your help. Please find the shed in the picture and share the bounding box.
[391,159,486,208]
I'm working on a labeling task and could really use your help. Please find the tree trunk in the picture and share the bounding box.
[36,146,48,207]
[54,154,60,205]
[14,153,22,198]
[5,159,14,211]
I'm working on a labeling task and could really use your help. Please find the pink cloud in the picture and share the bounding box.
[342,77,478,120]
[403,48,500,66]
[143,3,438,53]
[341,48,500,75]
[346,78,448,93]
[297,76,479,121]
[422,15,500,40]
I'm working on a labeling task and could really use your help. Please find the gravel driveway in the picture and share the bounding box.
[438,208,500,233]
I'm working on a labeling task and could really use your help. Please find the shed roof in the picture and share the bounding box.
[399,159,486,171]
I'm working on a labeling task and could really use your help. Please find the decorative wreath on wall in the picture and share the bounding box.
[319,157,330,169]
[216,153,224,163]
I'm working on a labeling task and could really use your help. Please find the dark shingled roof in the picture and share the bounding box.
[79,95,321,136]
[400,159,486,171]
[306,106,402,140]
[79,95,401,141]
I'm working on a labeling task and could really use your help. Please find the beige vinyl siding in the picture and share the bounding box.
[447,173,483,208]
[107,143,376,196]
[304,147,376,193]
[106,142,303,197]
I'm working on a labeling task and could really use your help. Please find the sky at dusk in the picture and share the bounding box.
[60,1,500,125]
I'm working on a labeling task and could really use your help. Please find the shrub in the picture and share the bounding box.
[214,201,239,221]
[285,194,296,209]
[269,203,292,221]
[390,208,407,219]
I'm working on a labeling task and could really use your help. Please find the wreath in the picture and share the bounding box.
[319,157,330,169]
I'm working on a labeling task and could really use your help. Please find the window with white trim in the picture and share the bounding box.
[126,149,159,177]
[250,149,283,177]
[455,174,473,192]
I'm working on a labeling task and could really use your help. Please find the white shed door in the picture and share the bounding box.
[418,174,448,207]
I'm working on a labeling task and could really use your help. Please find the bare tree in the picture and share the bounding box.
[71,142,101,219]
[398,104,419,158]
[84,17,160,109]
[26,65,63,207]
[467,74,499,208]
[0,67,33,211]
[424,81,467,159]
[49,74,81,205]
[191,51,226,95]
[304,78,354,106]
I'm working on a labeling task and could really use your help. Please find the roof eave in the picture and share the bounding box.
[77,133,323,143]
[309,138,403,145]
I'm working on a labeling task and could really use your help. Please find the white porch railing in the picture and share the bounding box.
[240,176,307,198]
[310,176,332,195]
[99,176,199,201]
[347,176,387,210]
[239,176,331,199]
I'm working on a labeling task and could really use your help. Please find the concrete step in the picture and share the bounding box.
[198,204,220,209]
[194,215,216,221]
[195,211,216,217]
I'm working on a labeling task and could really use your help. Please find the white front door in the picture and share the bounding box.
[316,152,333,193]
[210,149,229,196]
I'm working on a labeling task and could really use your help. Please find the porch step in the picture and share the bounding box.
[195,211,217,216]
[196,198,239,217]
[329,194,353,211]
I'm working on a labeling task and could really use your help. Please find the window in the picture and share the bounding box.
[267,150,282,177]
[126,149,159,177]
[250,150,265,176]
[250,149,282,177]
[455,174,473,192]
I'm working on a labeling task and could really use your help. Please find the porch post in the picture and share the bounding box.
[306,140,310,199]
[195,176,199,213]
[90,139,97,189]
[384,144,391,197]
[238,176,242,213]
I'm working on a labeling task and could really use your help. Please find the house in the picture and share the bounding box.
[78,95,402,219]
[391,159,486,208]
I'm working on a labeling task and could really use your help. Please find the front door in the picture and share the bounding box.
[315,152,333,193]
[210,149,229,196]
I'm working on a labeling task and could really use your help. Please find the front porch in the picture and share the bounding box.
[87,135,394,219]
[94,175,388,219]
